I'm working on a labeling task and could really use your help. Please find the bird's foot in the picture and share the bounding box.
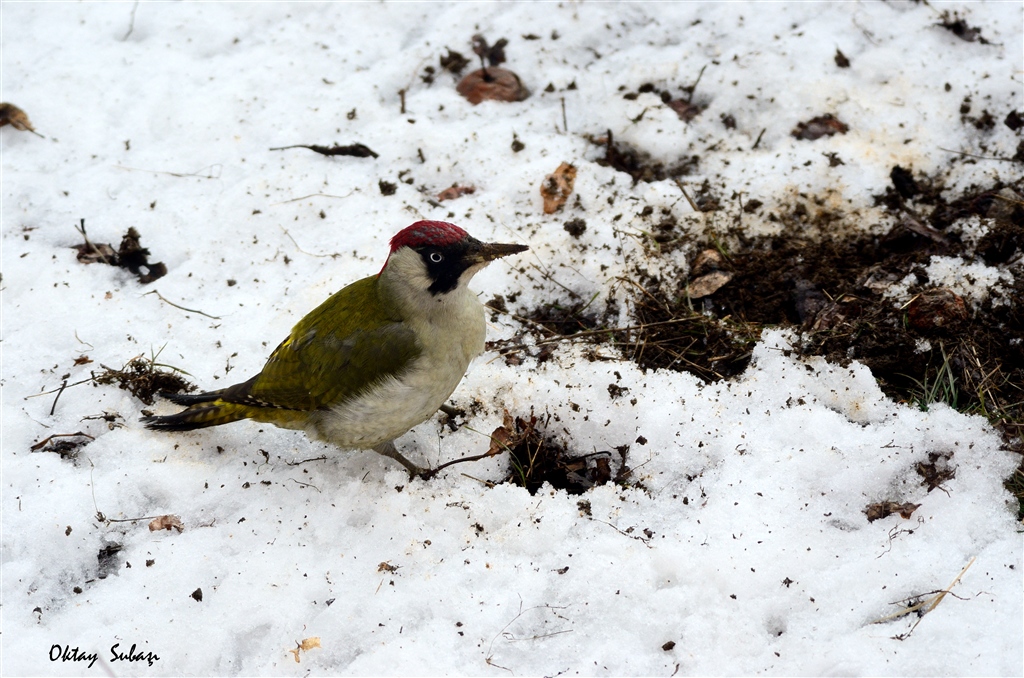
[372,441,428,479]
[438,403,463,418]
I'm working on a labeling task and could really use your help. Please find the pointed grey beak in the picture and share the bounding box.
[464,239,529,264]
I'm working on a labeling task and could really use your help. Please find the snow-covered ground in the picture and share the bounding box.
[2,2,1021,675]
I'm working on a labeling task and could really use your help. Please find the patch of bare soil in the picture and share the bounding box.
[493,411,635,495]
[589,130,699,185]
[94,356,195,406]
[517,172,1023,512]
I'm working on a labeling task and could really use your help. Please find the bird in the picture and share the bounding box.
[142,220,528,476]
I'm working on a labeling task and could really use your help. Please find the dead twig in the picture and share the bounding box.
[143,290,220,319]
[31,432,94,451]
[105,515,167,524]
[115,164,222,179]
[74,219,110,265]
[269,143,378,158]
[122,0,139,40]
[272,192,354,206]
[489,317,703,354]
[50,379,69,416]
[25,377,94,400]
[588,517,654,548]
[287,478,322,493]
[285,455,328,466]
[485,597,572,669]
[872,557,976,638]
[673,179,700,213]
[938,147,1013,162]
[751,128,766,150]
[421,449,502,480]
[279,226,343,258]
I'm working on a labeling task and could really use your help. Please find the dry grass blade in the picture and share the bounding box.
[872,557,976,630]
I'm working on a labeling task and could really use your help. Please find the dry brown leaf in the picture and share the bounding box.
[487,409,518,456]
[471,34,508,67]
[864,501,921,522]
[148,514,184,533]
[690,249,727,277]
[75,241,118,265]
[440,49,470,75]
[289,637,321,663]
[0,103,41,136]
[377,561,399,573]
[792,114,849,140]
[667,99,703,122]
[487,410,540,459]
[906,288,967,330]
[74,225,168,284]
[688,270,734,299]
[456,67,529,105]
[437,184,476,201]
[540,162,577,214]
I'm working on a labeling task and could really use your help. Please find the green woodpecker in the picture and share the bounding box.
[143,221,528,476]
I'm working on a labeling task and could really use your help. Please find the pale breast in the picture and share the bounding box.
[309,288,485,450]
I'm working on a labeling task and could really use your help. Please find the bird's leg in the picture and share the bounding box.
[372,440,427,478]
[438,403,461,417]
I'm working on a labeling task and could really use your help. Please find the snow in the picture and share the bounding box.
[2,1,1022,675]
[923,255,1014,305]
[886,254,1014,307]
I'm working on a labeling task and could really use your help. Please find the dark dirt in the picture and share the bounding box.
[916,451,957,492]
[563,218,587,238]
[590,130,699,185]
[517,170,1023,511]
[30,433,94,462]
[498,411,634,495]
[937,11,991,44]
[792,114,849,141]
[96,543,122,580]
[94,357,196,406]
[74,223,167,284]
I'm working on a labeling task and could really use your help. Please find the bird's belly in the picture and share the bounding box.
[310,293,486,451]
[309,350,475,450]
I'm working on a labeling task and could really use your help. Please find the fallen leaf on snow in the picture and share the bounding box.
[289,637,321,663]
[148,514,184,533]
[791,114,848,140]
[540,162,576,214]
[74,223,168,284]
[667,99,702,122]
[437,184,476,201]
[864,501,921,522]
[487,409,521,456]
[0,103,42,136]
[457,67,529,105]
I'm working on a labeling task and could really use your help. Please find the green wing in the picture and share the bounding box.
[225,276,421,411]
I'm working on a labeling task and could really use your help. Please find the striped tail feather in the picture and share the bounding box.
[141,399,250,431]
[158,390,226,406]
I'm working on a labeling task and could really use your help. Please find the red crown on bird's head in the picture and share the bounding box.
[390,221,468,252]
[380,221,470,275]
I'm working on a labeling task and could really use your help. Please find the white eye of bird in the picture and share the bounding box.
[429,252,443,263]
